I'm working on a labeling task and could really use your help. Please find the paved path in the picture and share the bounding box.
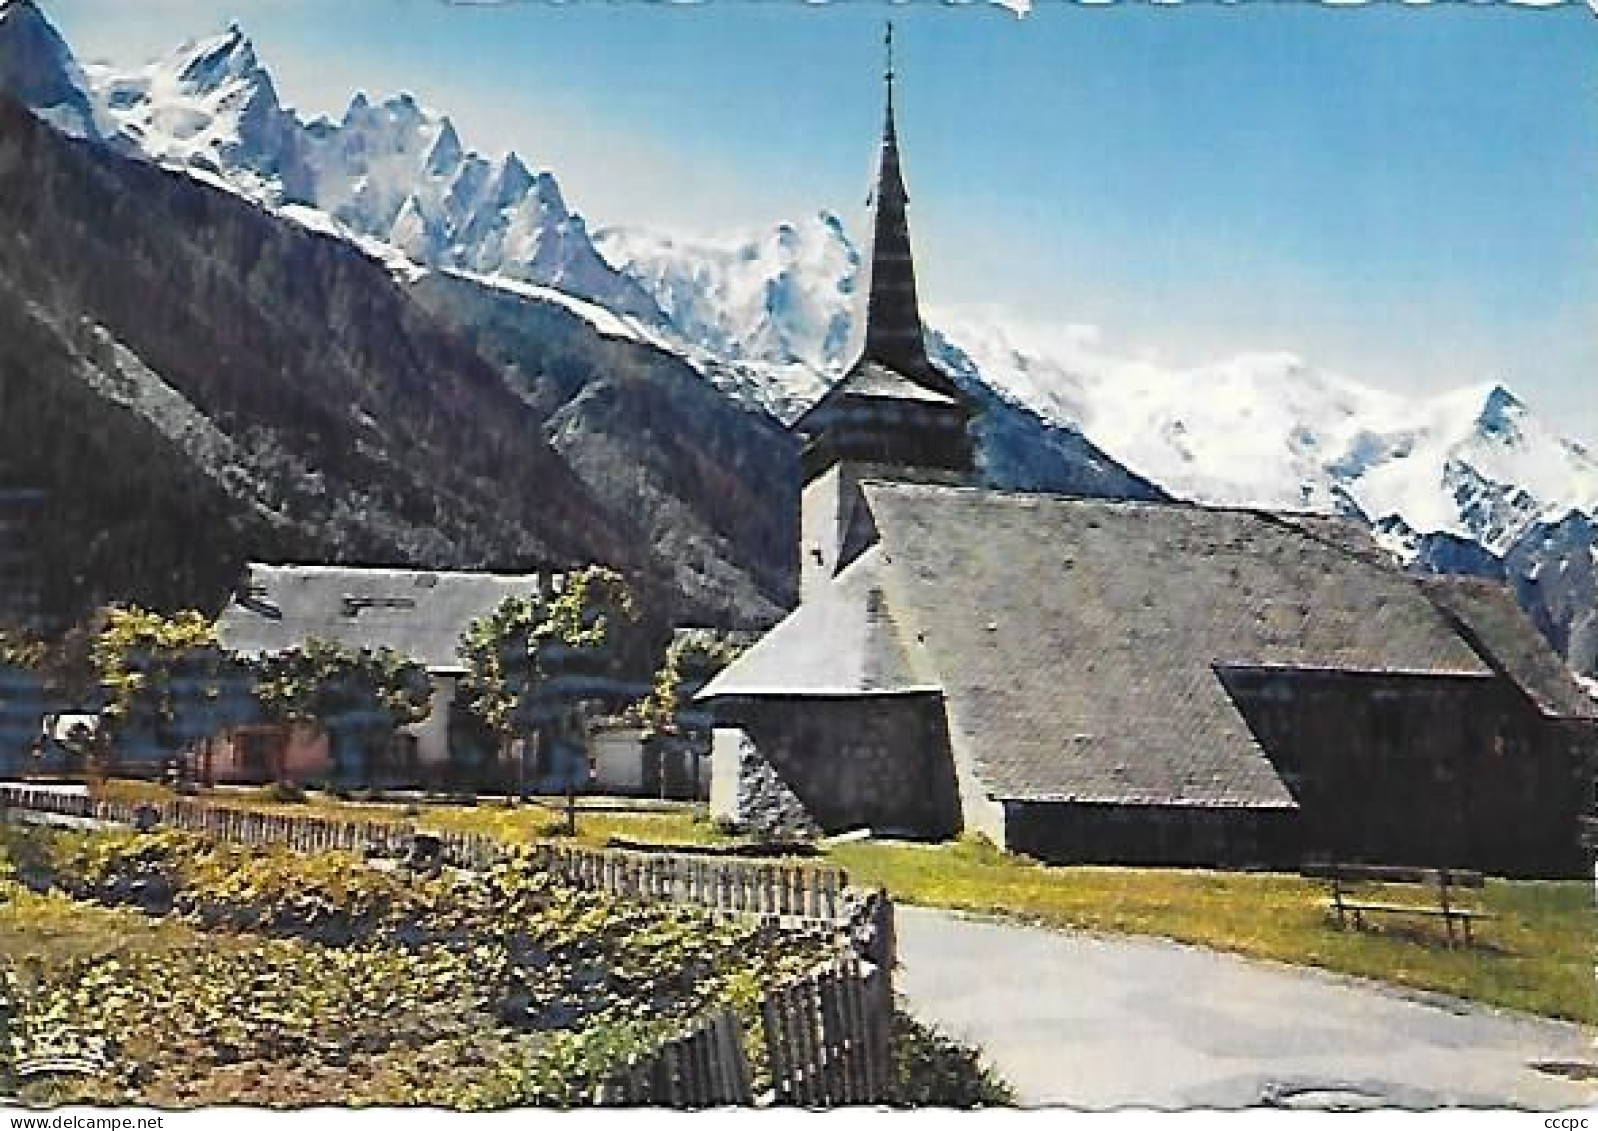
[895,906,1598,1110]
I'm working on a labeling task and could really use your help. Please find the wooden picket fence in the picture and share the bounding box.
[0,785,851,922]
[593,1009,754,1107]
[759,956,892,1107]
[0,784,897,1107]
[596,896,896,1109]
[0,786,414,857]
[519,841,847,922]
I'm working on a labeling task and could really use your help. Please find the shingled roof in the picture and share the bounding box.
[217,564,558,673]
[706,482,1509,809]
[697,548,935,698]
[867,484,1495,806]
[1419,576,1598,721]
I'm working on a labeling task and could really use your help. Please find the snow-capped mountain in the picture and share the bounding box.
[78,22,661,318]
[0,0,98,139]
[593,212,1598,559]
[936,314,1598,557]
[85,22,308,199]
[594,213,858,418]
[3,1,1592,664]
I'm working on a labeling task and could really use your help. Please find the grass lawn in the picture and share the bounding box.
[831,837,1598,1026]
[83,780,1598,1024]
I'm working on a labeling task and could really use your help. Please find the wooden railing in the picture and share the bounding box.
[759,955,892,1106]
[0,784,897,1107]
[596,894,896,1109]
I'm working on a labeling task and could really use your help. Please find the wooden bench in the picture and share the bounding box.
[1303,862,1493,948]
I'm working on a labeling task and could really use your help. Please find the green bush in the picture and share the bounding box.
[890,1007,1014,1109]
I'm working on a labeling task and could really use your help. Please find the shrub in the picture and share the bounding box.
[254,781,307,805]
[890,1007,1014,1109]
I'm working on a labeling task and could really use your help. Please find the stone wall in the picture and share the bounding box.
[710,727,819,839]
[708,693,960,838]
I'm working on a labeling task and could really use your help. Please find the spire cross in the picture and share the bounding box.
[885,22,895,88]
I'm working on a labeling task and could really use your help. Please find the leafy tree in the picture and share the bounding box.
[90,607,243,768]
[630,630,748,740]
[457,566,640,792]
[252,640,432,787]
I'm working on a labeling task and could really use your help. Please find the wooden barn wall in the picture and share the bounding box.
[1002,802,1299,869]
[1219,669,1588,878]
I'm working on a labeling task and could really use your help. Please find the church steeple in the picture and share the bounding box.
[793,23,976,510]
[792,26,979,600]
[860,22,930,378]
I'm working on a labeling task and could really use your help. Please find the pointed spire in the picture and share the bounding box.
[861,20,931,378]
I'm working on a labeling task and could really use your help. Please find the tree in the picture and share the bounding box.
[90,607,245,772]
[252,640,432,787]
[457,566,640,796]
[630,630,748,741]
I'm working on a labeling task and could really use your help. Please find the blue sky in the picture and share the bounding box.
[49,0,1598,444]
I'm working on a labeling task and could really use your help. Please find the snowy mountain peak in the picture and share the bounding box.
[0,0,40,24]
[343,90,370,121]
[930,316,1598,556]
[423,116,462,175]
[529,167,567,213]
[0,0,100,138]
[1476,383,1527,443]
[494,150,535,199]
[175,24,255,84]
[596,209,862,377]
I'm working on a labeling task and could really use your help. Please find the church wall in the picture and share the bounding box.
[708,693,960,837]
[799,464,851,605]
[939,715,1007,846]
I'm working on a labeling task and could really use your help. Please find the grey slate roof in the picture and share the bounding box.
[865,483,1489,807]
[696,548,936,698]
[216,563,557,673]
[827,361,960,407]
[862,482,1495,808]
[698,479,1572,809]
[1269,512,1400,570]
[1418,576,1598,721]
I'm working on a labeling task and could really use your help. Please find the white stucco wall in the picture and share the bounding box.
[708,726,747,822]
[400,675,456,766]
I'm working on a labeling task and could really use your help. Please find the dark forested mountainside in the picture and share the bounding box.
[0,97,645,625]
[409,272,799,626]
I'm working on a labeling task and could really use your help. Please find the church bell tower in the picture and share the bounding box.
[794,25,976,603]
